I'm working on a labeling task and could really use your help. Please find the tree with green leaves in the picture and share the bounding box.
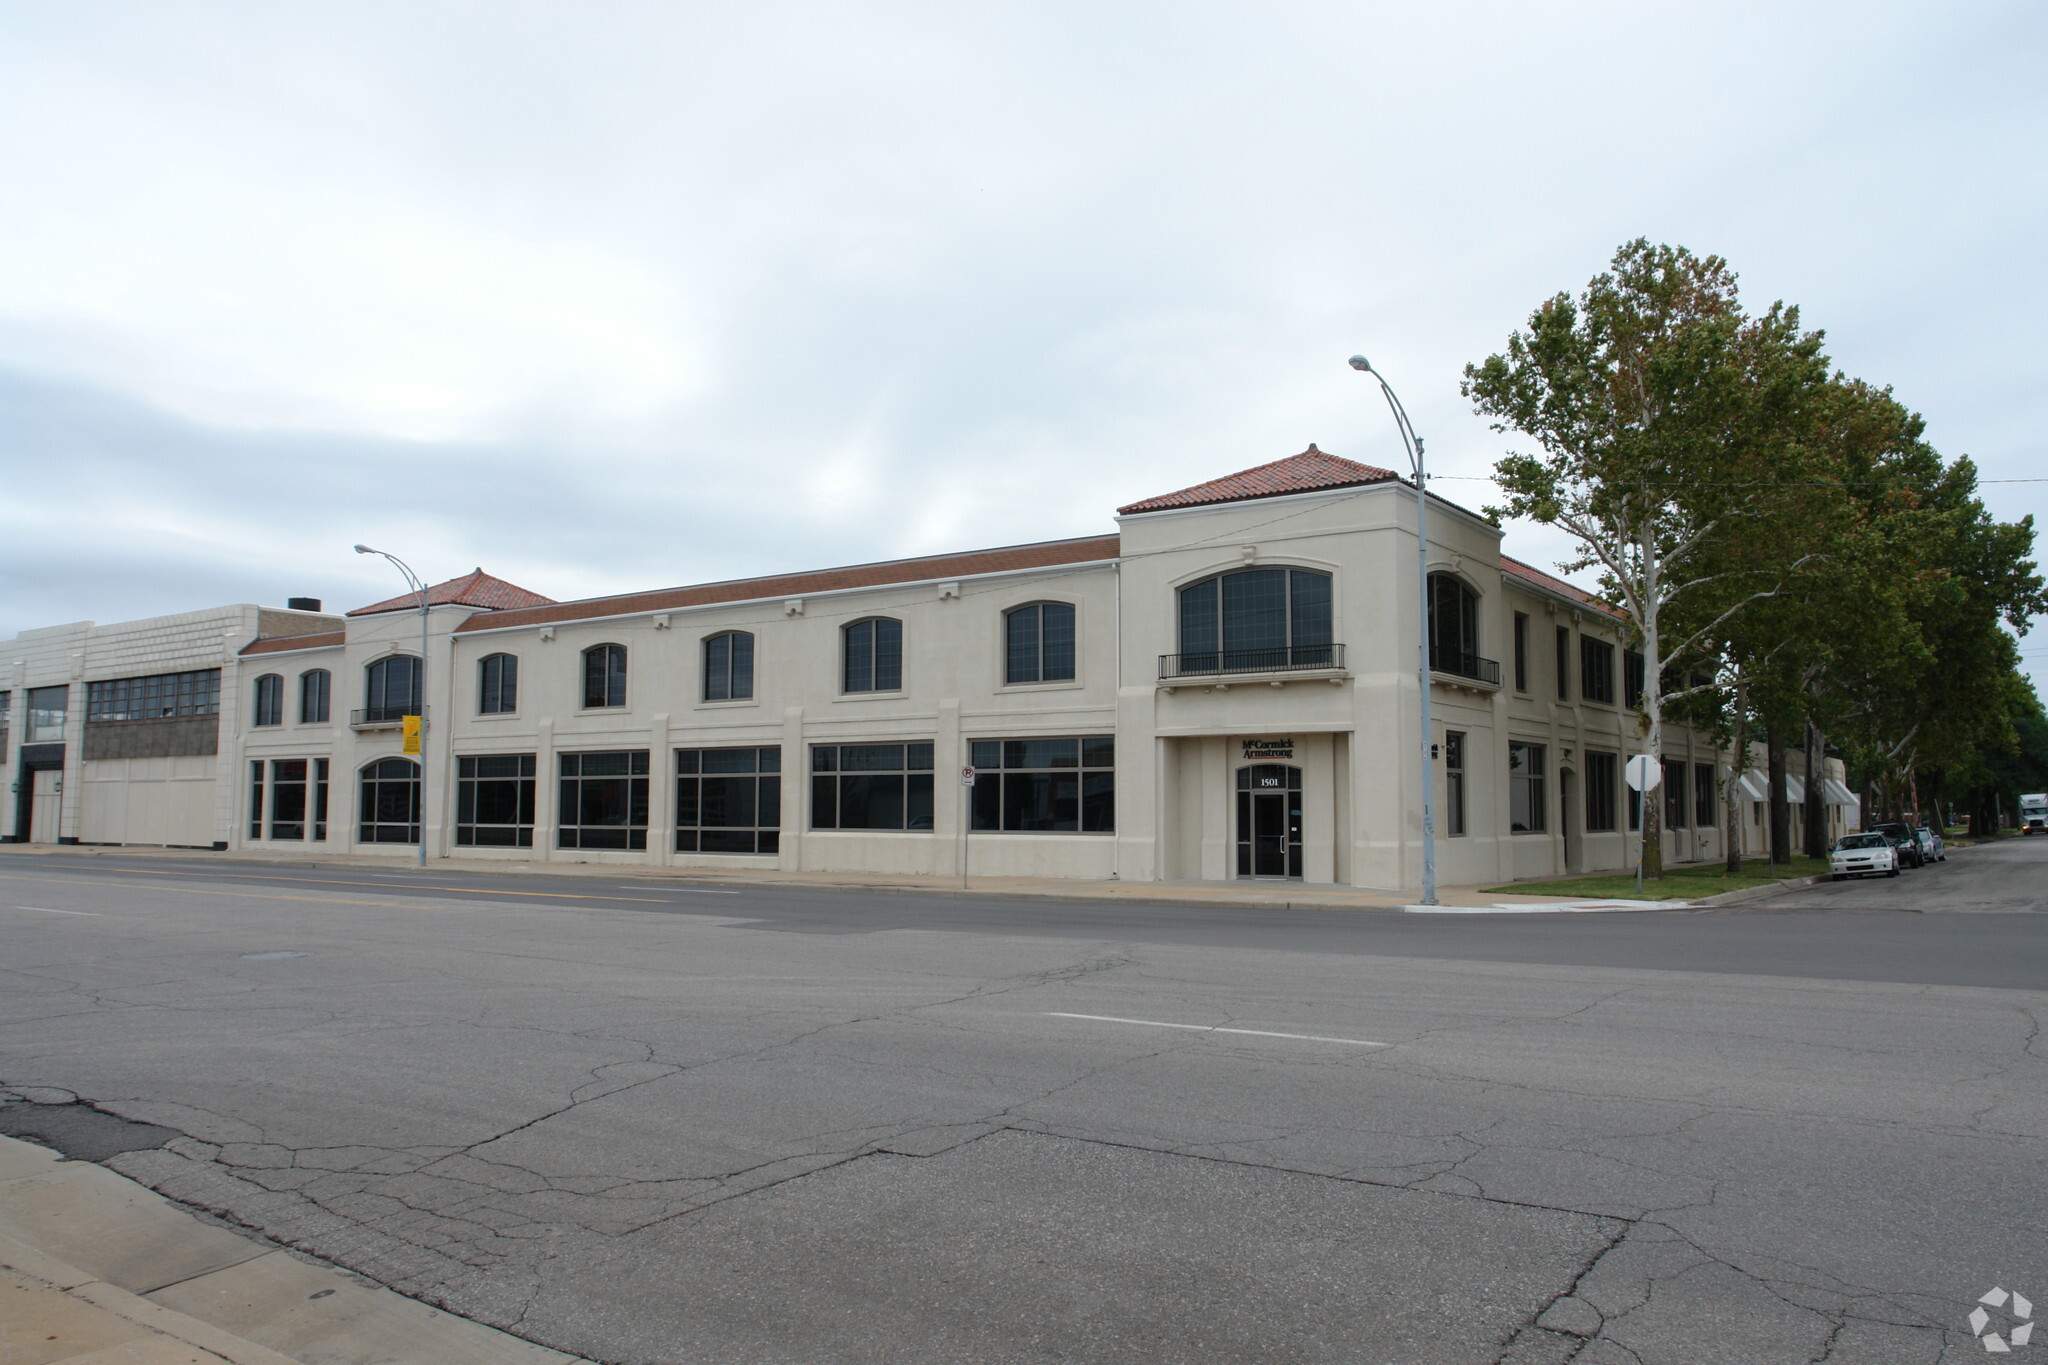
[1463,239,1830,877]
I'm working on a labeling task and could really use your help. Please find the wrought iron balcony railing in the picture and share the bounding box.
[1159,644,1345,680]
[1430,649,1502,685]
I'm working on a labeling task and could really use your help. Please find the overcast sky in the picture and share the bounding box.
[3,2,2044,682]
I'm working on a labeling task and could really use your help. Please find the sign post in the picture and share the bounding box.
[1623,755,1662,893]
[960,766,977,891]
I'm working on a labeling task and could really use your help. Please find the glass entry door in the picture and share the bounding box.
[1236,764,1303,878]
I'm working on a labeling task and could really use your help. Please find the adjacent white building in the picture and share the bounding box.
[6,447,1851,887]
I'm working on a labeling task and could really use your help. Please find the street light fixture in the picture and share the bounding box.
[1349,355,1437,905]
[355,544,429,869]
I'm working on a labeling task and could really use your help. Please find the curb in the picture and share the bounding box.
[1691,874,1825,908]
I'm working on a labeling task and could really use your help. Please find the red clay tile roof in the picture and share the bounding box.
[455,535,1122,634]
[1117,446,1401,516]
[1500,556,1620,621]
[349,569,556,617]
[240,630,345,656]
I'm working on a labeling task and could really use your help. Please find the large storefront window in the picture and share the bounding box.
[458,754,537,847]
[968,736,1113,832]
[811,743,933,830]
[359,758,421,844]
[559,751,649,849]
[677,747,780,853]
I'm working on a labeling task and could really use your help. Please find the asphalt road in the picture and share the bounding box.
[1,843,2043,1363]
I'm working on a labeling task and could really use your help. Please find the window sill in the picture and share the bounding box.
[997,680,1084,694]
[834,691,908,703]
[696,698,761,710]
[473,712,523,722]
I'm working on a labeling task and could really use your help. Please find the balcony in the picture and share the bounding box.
[1159,644,1346,682]
[350,706,427,732]
[1430,649,1502,688]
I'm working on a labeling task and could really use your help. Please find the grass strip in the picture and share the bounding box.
[1483,856,1830,902]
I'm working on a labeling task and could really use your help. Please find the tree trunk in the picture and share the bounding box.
[1724,678,1750,876]
[1802,724,1828,858]
[1767,733,1790,865]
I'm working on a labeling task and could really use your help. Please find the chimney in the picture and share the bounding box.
[287,597,323,612]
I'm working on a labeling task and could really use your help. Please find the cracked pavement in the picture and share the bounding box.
[0,846,2044,1363]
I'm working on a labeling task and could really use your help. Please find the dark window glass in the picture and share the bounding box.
[268,759,307,840]
[248,760,264,840]
[969,735,1114,833]
[1513,613,1529,692]
[558,750,649,849]
[457,753,536,847]
[1663,758,1689,829]
[1585,752,1617,832]
[86,670,222,723]
[1624,650,1645,708]
[1444,731,1466,837]
[583,645,627,709]
[479,654,518,715]
[1510,742,1546,833]
[1694,762,1717,827]
[1004,604,1077,685]
[1556,626,1571,700]
[1629,784,1641,832]
[703,632,755,702]
[810,743,934,830]
[1175,568,1334,672]
[299,669,331,724]
[1428,576,1480,676]
[843,619,903,693]
[676,746,780,854]
[364,656,422,723]
[314,758,329,841]
[252,674,283,727]
[1580,638,1615,705]
[358,758,421,843]
[26,685,67,742]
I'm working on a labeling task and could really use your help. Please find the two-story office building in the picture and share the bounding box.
[205,446,1732,890]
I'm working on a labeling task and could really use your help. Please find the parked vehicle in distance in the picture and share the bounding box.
[1870,822,1925,868]
[1831,833,1901,880]
[1914,827,1946,863]
[2021,793,2048,835]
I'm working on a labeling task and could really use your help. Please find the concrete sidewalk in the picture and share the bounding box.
[0,1133,584,1365]
[0,842,1706,912]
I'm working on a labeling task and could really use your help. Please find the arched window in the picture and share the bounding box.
[363,656,421,723]
[479,653,518,714]
[252,674,283,727]
[1004,603,1076,685]
[1176,568,1332,674]
[358,758,420,844]
[843,618,902,693]
[299,669,331,724]
[703,631,754,701]
[1427,574,1489,681]
[583,644,627,708]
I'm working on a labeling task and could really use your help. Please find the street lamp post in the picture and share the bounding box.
[1348,356,1437,905]
[354,544,429,869]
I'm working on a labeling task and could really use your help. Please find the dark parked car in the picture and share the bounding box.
[1869,822,1924,868]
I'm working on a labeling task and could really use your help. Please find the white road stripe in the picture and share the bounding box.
[1045,1012,1386,1047]
[614,886,741,895]
[14,906,97,916]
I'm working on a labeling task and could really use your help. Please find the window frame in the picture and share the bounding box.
[811,742,935,831]
[357,757,422,844]
[363,656,422,723]
[1663,758,1690,829]
[1585,751,1617,832]
[676,746,781,854]
[581,644,628,710]
[1427,574,1480,676]
[1512,613,1529,692]
[1175,566,1334,674]
[478,653,518,715]
[85,671,220,723]
[1003,602,1078,687]
[1579,637,1615,706]
[1509,741,1547,834]
[702,631,756,703]
[967,735,1114,833]
[558,750,650,849]
[252,673,284,727]
[1694,762,1717,827]
[456,753,537,847]
[1443,730,1467,838]
[299,669,331,725]
[842,618,904,694]
[1555,625,1571,701]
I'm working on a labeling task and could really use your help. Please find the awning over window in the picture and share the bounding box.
[1784,774,1806,804]
[1822,779,1858,806]
[1736,772,1768,802]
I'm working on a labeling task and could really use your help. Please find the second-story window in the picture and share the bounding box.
[1555,625,1571,700]
[1427,574,1484,680]
[479,653,518,714]
[704,631,754,701]
[252,674,283,727]
[1005,603,1075,684]
[583,644,627,708]
[363,656,421,723]
[1624,650,1645,708]
[1177,568,1332,673]
[843,618,902,693]
[1580,637,1615,705]
[299,669,330,724]
[1513,613,1530,691]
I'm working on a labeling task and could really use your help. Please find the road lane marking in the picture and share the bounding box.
[1045,1012,1387,1047]
[13,905,97,916]
[616,885,740,895]
[3,865,687,904]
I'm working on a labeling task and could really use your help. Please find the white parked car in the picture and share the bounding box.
[1830,833,1901,880]
[1914,827,1946,863]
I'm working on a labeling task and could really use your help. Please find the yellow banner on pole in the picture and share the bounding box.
[401,715,422,755]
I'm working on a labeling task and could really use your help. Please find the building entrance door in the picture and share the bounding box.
[28,769,61,844]
[1236,764,1303,878]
